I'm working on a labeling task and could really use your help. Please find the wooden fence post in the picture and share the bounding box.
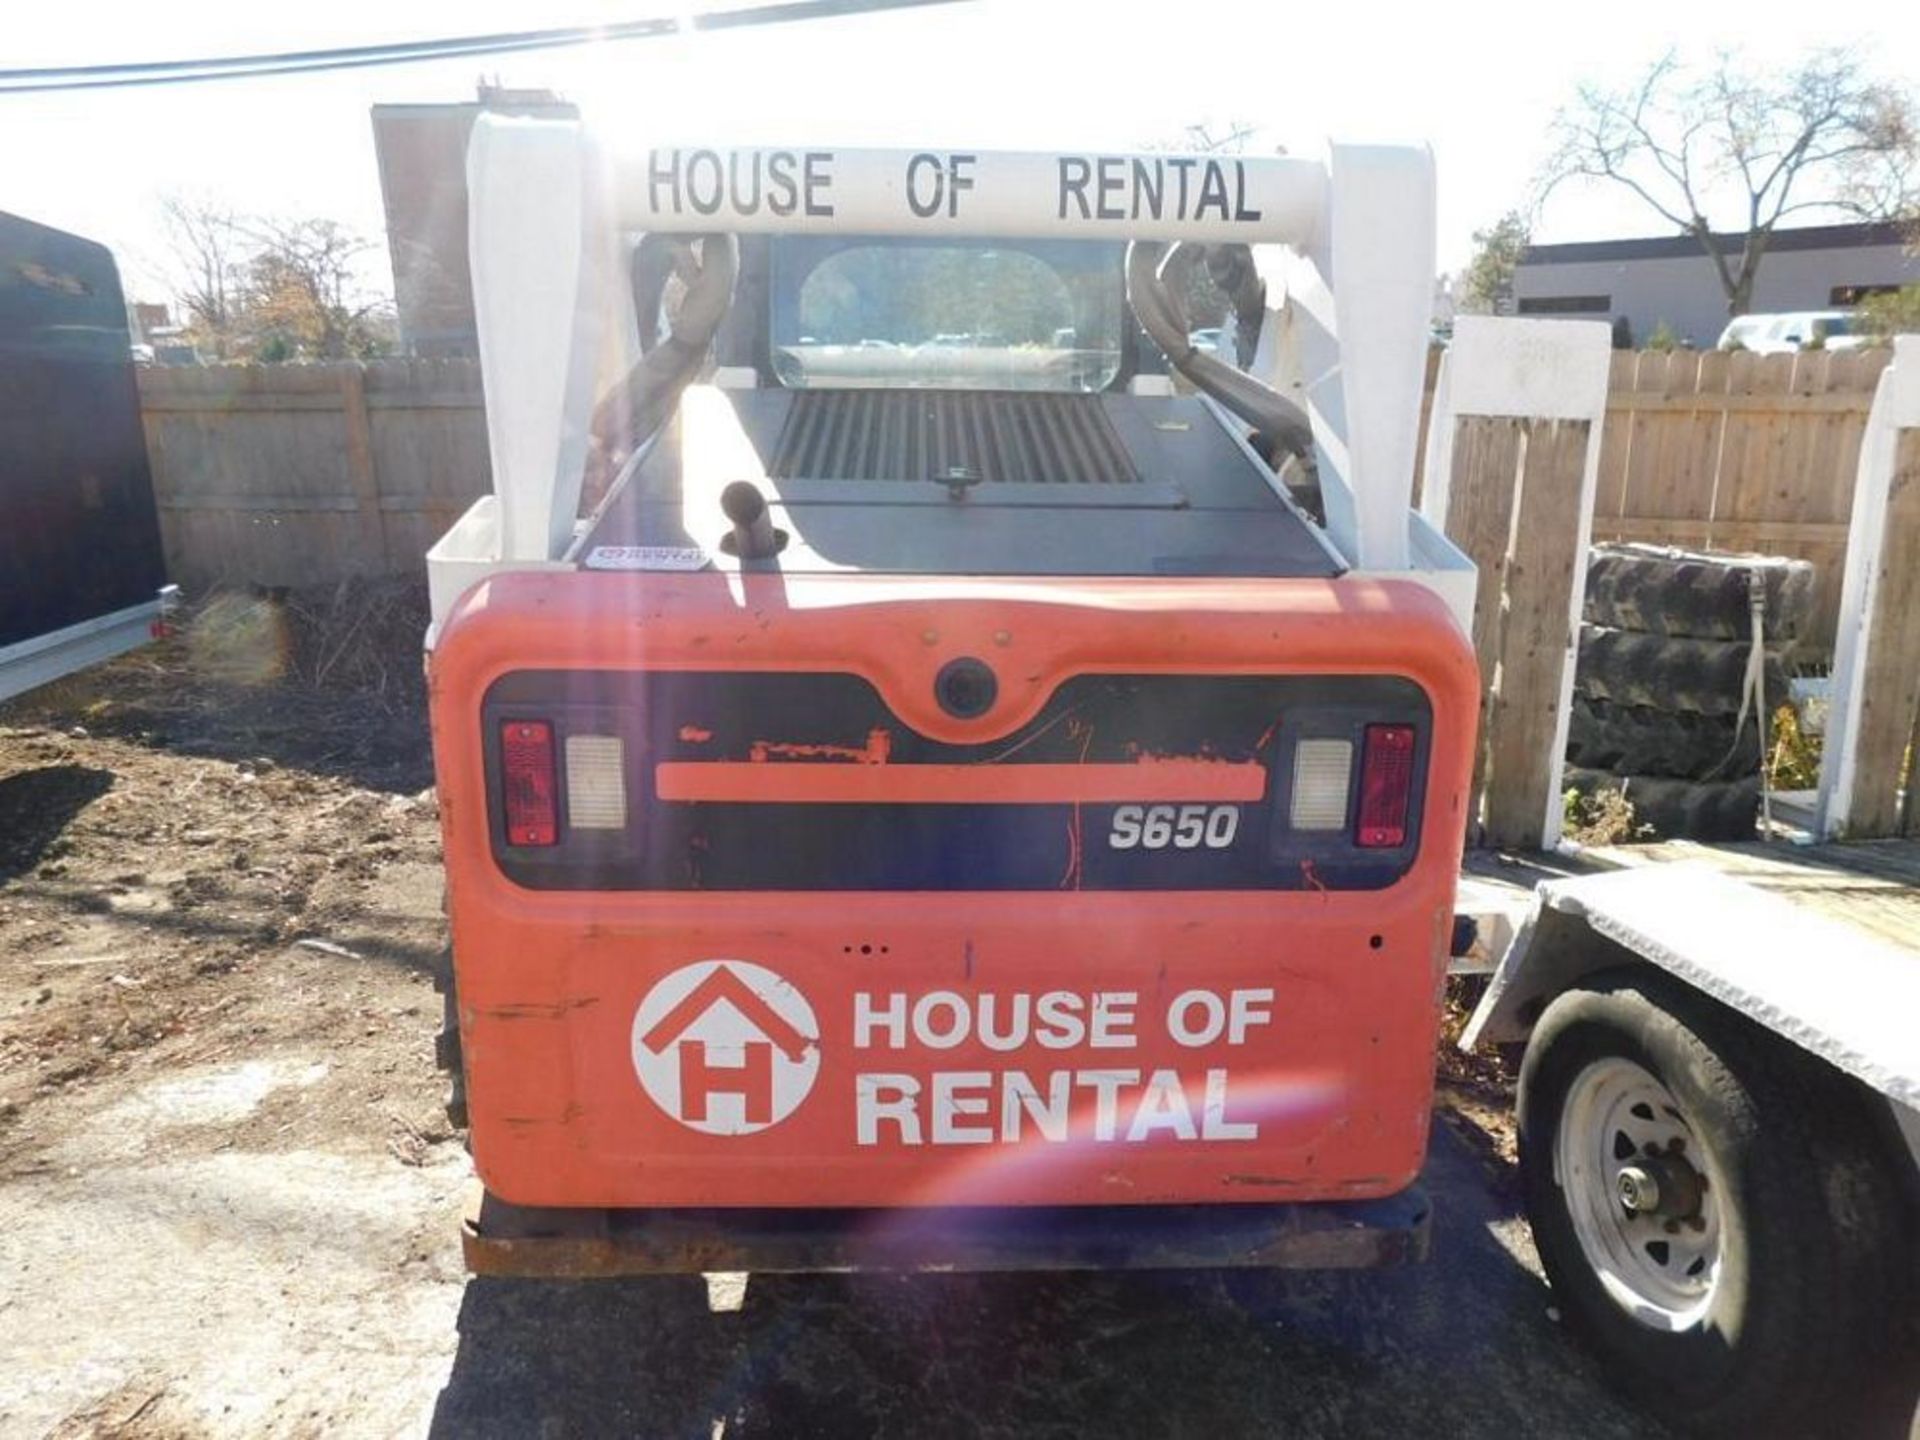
[1422,317,1612,850]
[339,365,387,571]
[1818,337,1920,838]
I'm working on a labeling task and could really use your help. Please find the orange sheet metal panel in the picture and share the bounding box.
[654,758,1268,804]
[430,570,1479,1209]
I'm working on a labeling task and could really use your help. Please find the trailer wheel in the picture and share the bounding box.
[1518,972,1905,1437]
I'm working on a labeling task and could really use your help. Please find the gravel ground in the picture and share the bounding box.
[0,597,1673,1439]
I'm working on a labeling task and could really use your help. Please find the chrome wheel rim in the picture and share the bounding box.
[1555,1056,1723,1331]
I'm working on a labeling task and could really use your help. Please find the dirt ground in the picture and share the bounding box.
[0,588,1664,1440]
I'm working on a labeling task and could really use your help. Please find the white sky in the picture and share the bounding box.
[3,0,1915,305]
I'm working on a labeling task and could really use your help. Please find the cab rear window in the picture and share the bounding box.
[770,236,1124,393]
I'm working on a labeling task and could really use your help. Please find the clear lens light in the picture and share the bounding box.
[565,734,627,829]
[1290,738,1353,830]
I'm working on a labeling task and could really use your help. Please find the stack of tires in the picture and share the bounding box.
[1565,544,1813,841]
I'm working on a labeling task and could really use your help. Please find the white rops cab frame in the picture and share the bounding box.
[429,122,1475,630]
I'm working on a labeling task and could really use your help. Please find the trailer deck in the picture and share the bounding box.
[1456,837,1920,967]
[1464,837,1920,1115]
[1577,836,1920,953]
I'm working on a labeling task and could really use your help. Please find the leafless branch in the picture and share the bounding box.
[1540,48,1919,315]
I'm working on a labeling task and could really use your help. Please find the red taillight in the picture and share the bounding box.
[501,720,558,846]
[1355,724,1416,848]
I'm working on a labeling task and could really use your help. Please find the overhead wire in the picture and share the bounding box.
[0,0,963,94]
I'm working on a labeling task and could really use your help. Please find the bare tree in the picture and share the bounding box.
[1182,121,1258,155]
[1141,121,1268,157]
[239,218,393,361]
[159,193,246,358]
[1544,50,1919,316]
[157,200,395,361]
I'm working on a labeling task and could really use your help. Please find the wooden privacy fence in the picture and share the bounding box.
[138,346,1920,843]
[1426,337,1920,847]
[1442,417,1594,848]
[1422,318,1612,852]
[1589,347,1892,656]
[145,351,1893,634]
[137,361,490,590]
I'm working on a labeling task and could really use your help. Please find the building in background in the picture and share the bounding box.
[371,85,577,358]
[1513,221,1917,348]
[125,301,199,365]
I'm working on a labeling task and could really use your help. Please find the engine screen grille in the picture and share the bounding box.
[767,390,1141,485]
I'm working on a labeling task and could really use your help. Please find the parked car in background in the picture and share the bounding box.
[1717,310,1868,353]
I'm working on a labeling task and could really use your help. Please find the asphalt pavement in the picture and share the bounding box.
[428,1123,1669,1439]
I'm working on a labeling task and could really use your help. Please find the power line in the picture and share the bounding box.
[0,0,963,94]
[0,22,674,93]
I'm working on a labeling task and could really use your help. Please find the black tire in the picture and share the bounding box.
[1577,625,1787,717]
[1585,544,1815,645]
[1564,768,1761,841]
[1518,972,1910,1437]
[1566,698,1761,781]
[432,943,468,1131]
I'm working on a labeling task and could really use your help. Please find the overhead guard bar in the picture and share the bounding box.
[609,145,1330,247]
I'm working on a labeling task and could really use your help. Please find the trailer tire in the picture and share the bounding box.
[1585,544,1815,644]
[1565,698,1760,781]
[1577,626,1786,717]
[1518,972,1907,1437]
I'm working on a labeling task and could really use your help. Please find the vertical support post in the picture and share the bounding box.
[1421,317,1612,849]
[1818,336,1920,838]
[468,115,606,562]
[1326,143,1435,573]
[1268,146,1435,575]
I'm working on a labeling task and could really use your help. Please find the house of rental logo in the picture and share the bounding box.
[630,960,821,1135]
[631,962,1287,1146]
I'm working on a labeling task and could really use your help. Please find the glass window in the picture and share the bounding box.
[770,238,1123,392]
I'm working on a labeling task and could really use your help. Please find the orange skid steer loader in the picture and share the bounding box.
[426,122,1480,1276]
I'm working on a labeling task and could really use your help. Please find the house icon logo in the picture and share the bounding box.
[630,960,820,1135]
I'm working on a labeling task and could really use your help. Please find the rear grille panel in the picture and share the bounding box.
[767,390,1141,485]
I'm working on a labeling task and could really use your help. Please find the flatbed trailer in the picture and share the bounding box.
[1464,836,1920,1436]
